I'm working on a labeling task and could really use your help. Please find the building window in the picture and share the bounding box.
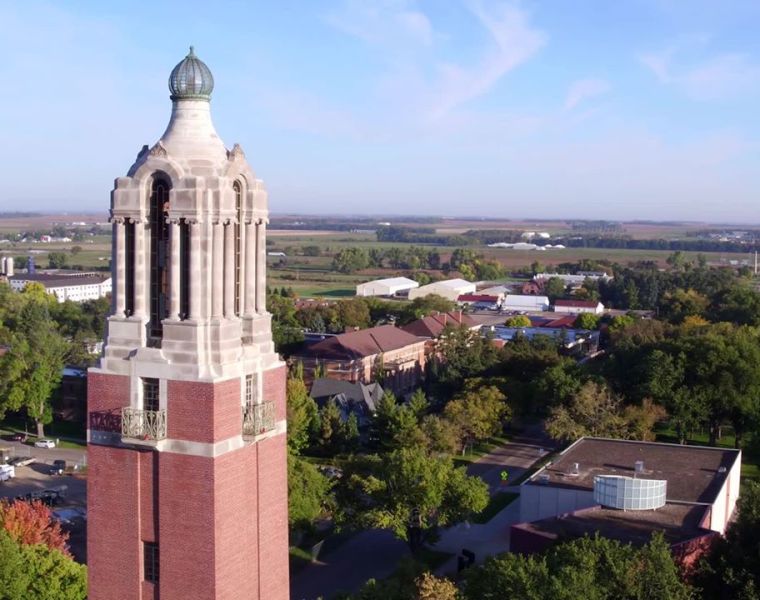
[143,541,159,583]
[179,219,190,320]
[233,181,243,316]
[245,373,257,407]
[148,176,171,345]
[143,378,160,412]
[124,220,135,316]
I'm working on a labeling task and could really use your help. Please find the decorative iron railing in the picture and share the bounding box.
[121,408,167,442]
[242,401,276,438]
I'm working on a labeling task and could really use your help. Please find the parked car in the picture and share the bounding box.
[50,460,66,476]
[10,432,28,442]
[0,464,15,482]
[34,439,56,449]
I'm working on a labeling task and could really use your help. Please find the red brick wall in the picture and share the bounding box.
[88,372,130,434]
[257,433,290,600]
[88,444,143,600]
[167,378,241,444]
[158,452,217,600]
[263,364,287,422]
[213,445,259,599]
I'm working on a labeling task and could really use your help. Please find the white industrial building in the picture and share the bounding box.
[9,272,112,303]
[519,437,741,535]
[355,277,419,297]
[553,299,605,315]
[535,272,610,287]
[503,294,550,312]
[408,278,475,302]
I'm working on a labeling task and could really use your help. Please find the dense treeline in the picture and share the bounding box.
[376,224,760,253]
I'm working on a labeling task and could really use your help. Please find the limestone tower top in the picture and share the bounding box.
[168,46,214,101]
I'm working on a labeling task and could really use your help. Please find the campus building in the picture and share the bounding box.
[87,48,289,599]
[9,272,112,303]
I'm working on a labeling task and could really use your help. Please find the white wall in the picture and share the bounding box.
[709,451,742,534]
[519,483,595,523]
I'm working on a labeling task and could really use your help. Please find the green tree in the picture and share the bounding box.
[542,277,567,302]
[400,295,456,323]
[47,252,68,269]
[332,247,370,273]
[462,533,691,600]
[407,389,429,421]
[574,313,600,330]
[434,325,499,389]
[335,448,489,552]
[419,415,460,455]
[444,383,509,450]
[505,315,531,327]
[546,381,628,443]
[695,481,760,600]
[287,452,332,533]
[659,288,709,324]
[286,374,318,452]
[318,399,343,450]
[0,299,69,438]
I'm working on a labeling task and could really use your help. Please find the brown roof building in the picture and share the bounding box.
[401,311,478,339]
[292,325,426,395]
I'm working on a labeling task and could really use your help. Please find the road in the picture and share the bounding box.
[1,437,87,467]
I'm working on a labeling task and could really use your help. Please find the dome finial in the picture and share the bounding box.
[169,46,214,101]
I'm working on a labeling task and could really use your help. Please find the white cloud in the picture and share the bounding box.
[324,0,434,47]
[640,39,760,100]
[428,1,547,118]
[564,78,611,111]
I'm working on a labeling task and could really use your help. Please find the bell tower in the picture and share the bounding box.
[87,48,289,600]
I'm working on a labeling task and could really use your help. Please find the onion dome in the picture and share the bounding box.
[168,46,214,101]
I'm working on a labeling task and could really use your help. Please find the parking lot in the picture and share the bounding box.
[1,446,88,563]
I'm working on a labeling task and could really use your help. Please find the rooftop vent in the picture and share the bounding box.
[568,462,580,477]
[718,466,727,474]
[634,460,645,475]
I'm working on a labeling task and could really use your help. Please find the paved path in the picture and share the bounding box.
[290,426,553,599]
[290,529,409,600]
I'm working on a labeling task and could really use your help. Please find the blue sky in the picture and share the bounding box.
[1,0,759,221]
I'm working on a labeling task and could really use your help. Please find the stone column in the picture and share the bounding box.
[211,221,223,319]
[169,220,181,320]
[113,218,125,316]
[244,221,255,315]
[224,220,235,317]
[189,220,201,320]
[255,219,266,313]
[134,219,146,317]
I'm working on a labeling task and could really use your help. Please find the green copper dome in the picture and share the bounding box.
[168,46,214,101]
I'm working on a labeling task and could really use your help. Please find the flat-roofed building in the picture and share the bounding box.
[503,294,550,312]
[553,299,604,315]
[355,276,419,297]
[519,437,741,535]
[9,272,112,303]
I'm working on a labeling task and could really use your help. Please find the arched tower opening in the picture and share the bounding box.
[148,174,171,345]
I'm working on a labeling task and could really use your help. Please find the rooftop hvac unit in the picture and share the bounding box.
[568,462,580,477]
[593,475,666,511]
[634,460,645,475]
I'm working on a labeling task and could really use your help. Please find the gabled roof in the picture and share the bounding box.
[554,299,602,308]
[299,324,422,360]
[401,311,478,338]
[310,378,384,413]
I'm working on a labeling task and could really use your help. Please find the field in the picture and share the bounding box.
[2,213,757,298]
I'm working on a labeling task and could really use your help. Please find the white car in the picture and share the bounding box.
[34,439,56,449]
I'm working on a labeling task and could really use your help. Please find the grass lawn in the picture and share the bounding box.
[1,417,86,449]
[452,435,511,467]
[654,423,760,482]
[472,491,519,524]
